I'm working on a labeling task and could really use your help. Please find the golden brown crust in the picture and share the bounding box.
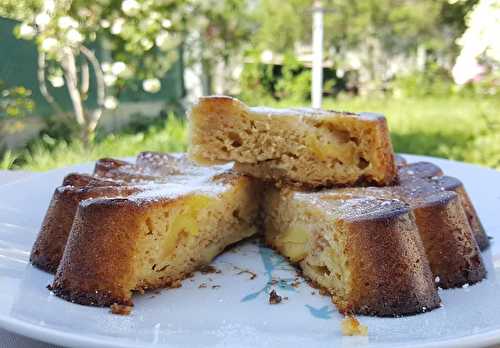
[454,185,489,250]
[323,176,487,288]
[50,198,146,306]
[263,186,441,317]
[370,116,398,186]
[432,176,489,250]
[30,184,138,273]
[50,179,262,307]
[43,153,262,307]
[342,211,440,316]
[30,152,234,274]
[410,192,485,288]
[399,162,489,250]
[31,187,82,273]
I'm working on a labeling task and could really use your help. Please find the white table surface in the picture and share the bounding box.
[1,168,499,348]
[0,170,62,348]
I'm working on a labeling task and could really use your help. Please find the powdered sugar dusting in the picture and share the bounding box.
[248,106,383,122]
[66,152,235,207]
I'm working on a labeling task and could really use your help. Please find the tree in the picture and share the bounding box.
[1,0,258,142]
[253,0,310,54]
[183,0,255,95]
[2,0,186,145]
[249,0,479,94]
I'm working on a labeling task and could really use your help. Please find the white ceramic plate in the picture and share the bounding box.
[0,154,499,348]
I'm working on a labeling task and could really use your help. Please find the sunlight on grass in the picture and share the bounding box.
[275,96,500,169]
[19,114,188,171]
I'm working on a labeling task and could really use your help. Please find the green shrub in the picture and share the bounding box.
[390,63,455,98]
[274,54,311,102]
[239,51,276,105]
[0,150,17,170]
[239,52,311,104]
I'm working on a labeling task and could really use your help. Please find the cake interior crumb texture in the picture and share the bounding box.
[189,96,397,187]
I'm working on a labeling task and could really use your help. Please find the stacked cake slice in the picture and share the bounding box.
[30,96,488,317]
[189,96,397,187]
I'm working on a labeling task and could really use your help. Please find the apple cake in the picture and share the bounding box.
[32,153,262,306]
[264,161,487,301]
[263,185,441,316]
[189,96,397,187]
[31,151,487,317]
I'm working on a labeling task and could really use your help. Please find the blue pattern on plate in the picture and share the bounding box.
[241,245,297,302]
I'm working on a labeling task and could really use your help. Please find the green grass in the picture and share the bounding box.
[276,96,500,169]
[3,114,188,171]
[1,96,499,171]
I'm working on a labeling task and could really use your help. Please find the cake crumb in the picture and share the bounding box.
[200,265,221,274]
[110,303,132,316]
[212,285,221,289]
[234,266,257,280]
[198,283,207,289]
[269,289,282,304]
[341,316,368,336]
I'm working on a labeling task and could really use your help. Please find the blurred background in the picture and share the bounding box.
[0,0,498,171]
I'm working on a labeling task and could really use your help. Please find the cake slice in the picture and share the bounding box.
[31,153,232,273]
[30,153,262,306]
[263,186,441,317]
[262,160,486,314]
[189,96,397,187]
[301,162,487,289]
[49,170,261,307]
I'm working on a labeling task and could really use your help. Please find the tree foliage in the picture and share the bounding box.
[248,0,479,94]
[0,0,255,142]
[0,0,489,113]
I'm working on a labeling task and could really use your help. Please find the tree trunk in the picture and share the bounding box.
[61,48,87,128]
[80,46,105,145]
[201,58,213,95]
[59,46,106,147]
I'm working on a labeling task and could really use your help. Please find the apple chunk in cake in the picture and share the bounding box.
[189,96,397,187]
